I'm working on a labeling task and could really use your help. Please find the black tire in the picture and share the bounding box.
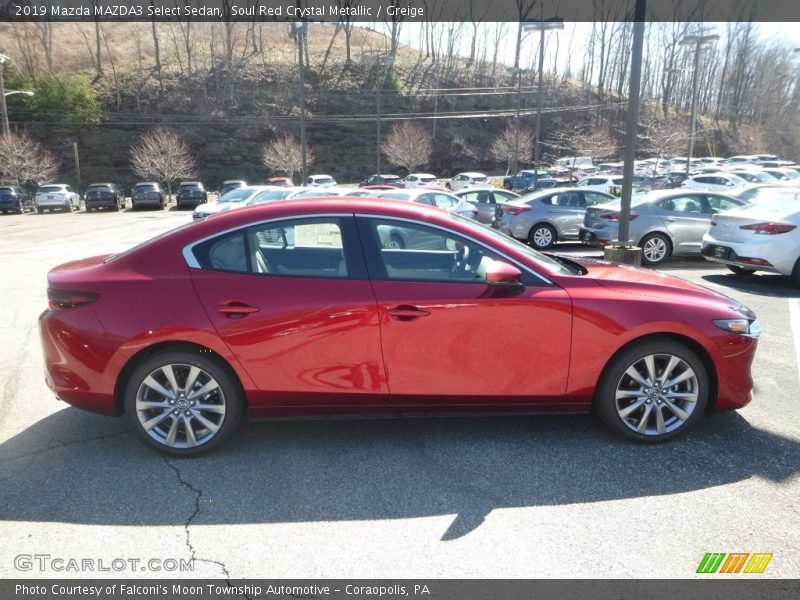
[639,232,671,267]
[727,265,755,277]
[388,233,405,250]
[527,223,557,250]
[595,338,709,443]
[124,349,244,456]
[792,258,800,288]
[36,207,43,214]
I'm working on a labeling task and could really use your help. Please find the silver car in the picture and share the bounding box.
[497,187,615,249]
[34,184,80,213]
[452,187,520,225]
[579,190,745,266]
[192,185,272,220]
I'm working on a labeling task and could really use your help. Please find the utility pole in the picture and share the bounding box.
[361,53,393,178]
[680,29,719,175]
[0,53,9,136]
[289,21,308,184]
[73,142,82,197]
[510,67,524,177]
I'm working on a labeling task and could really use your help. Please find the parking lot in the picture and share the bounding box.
[1,206,799,579]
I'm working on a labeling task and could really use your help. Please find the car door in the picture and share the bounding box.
[188,216,388,407]
[356,216,572,405]
[654,194,710,254]
[544,191,585,238]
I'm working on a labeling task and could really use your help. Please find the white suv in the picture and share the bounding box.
[305,175,337,187]
[35,184,80,213]
[682,173,748,192]
[446,172,489,190]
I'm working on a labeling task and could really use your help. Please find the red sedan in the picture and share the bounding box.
[39,198,760,455]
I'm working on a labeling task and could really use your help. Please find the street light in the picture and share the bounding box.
[523,17,564,172]
[679,30,719,174]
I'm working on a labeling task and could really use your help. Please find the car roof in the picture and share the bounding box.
[456,172,486,177]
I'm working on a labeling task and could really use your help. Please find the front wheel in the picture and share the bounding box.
[528,223,556,250]
[595,338,709,443]
[639,233,671,267]
[124,350,244,456]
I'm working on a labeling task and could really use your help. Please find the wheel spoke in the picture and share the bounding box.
[191,411,221,433]
[136,400,170,411]
[615,389,644,400]
[183,415,197,447]
[164,417,180,447]
[636,404,653,433]
[183,366,201,395]
[664,391,697,400]
[624,365,650,388]
[194,401,226,415]
[160,365,180,395]
[618,397,646,418]
[143,375,176,400]
[188,380,220,400]
[664,368,695,389]
[143,409,173,431]
[654,405,666,434]
[661,356,681,384]
[643,355,657,385]
[664,398,691,421]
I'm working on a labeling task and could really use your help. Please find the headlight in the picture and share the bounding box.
[713,318,761,338]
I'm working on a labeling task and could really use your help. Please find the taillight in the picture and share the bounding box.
[739,222,796,235]
[601,212,638,221]
[47,288,98,311]
[502,206,530,216]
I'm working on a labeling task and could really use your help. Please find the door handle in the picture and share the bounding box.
[216,301,260,318]
[387,305,431,320]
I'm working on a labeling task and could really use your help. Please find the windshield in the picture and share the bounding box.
[248,190,294,204]
[38,186,63,193]
[135,184,157,191]
[219,188,258,202]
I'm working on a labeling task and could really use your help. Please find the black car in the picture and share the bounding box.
[176,181,208,209]
[131,182,166,210]
[219,180,246,196]
[522,177,574,192]
[84,183,125,212]
[359,174,402,187]
[0,186,33,214]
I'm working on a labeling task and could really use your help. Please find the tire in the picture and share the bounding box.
[503,181,512,190]
[387,233,405,250]
[792,258,800,288]
[124,349,244,456]
[595,338,709,443]
[639,233,671,267]
[727,265,755,277]
[528,223,557,250]
[36,207,43,214]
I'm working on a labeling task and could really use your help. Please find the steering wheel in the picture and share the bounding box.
[450,242,481,279]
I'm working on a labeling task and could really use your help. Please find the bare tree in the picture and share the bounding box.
[130,128,196,201]
[490,122,535,174]
[261,135,315,183]
[639,119,687,176]
[382,121,433,173]
[571,127,618,161]
[0,133,60,187]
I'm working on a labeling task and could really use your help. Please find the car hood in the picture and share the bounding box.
[568,256,744,309]
[194,202,237,215]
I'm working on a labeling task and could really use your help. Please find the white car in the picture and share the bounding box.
[192,185,273,220]
[723,168,779,185]
[400,173,439,188]
[35,184,80,213]
[305,175,337,187]
[701,189,800,281]
[726,155,759,167]
[446,171,489,190]
[682,173,749,192]
[576,175,624,193]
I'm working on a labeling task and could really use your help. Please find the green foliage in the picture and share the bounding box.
[609,185,623,197]
[28,73,102,128]
[380,66,401,92]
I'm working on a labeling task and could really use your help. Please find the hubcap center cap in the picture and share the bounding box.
[176,399,188,410]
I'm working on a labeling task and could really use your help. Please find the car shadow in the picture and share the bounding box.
[702,273,800,298]
[1,408,798,540]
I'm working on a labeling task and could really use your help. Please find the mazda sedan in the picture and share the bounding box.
[40,198,759,456]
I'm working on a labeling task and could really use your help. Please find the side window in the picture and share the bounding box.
[415,194,435,206]
[706,195,740,213]
[200,233,249,273]
[432,194,456,209]
[583,192,611,206]
[460,192,480,203]
[539,195,556,205]
[365,219,507,283]
[666,196,703,213]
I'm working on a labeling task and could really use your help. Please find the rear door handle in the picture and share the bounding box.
[387,305,431,320]
[216,301,260,318]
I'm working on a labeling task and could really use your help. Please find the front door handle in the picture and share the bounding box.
[216,301,260,318]
[387,305,431,320]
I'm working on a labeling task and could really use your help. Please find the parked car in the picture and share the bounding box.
[246,187,310,206]
[452,187,520,225]
[576,175,625,193]
[266,177,294,187]
[580,190,746,266]
[701,190,800,281]
[359,174,402,187]
[34,184,80,213]
[498,188,616,249]
[760,168,800,182]
[193,186,272,221]
[726,155,759,166]
[131,182,166,210]
[291,187,361,198]
[503,169,552,191]
[218,180,246,196]
[0,185,34,214]
[84,183,125,212]
[176,182,208,209]
[730,184,793,203]
[724,168,778,184]
[682,173,749,192]
[39,196,760,455]
[305,175,337,187]
[446,172,489,190]
[399,173,438,188]
[523,177,574,192]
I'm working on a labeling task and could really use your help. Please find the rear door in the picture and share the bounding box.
[188,216,388,406]
[654,193,711,254]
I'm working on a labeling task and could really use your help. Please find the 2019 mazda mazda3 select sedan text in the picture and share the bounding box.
[39,198,760,456]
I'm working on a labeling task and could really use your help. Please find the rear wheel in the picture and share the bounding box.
[528,223,556,250]
[639,233,671,267]
[792,258,800,288]
[387,233,405,250]
[595,338,709,443]
[124,350,244,456]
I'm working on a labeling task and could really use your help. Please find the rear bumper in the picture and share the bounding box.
[701,235,797,276]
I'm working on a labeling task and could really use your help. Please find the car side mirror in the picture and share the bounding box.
[486,260,523,287]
